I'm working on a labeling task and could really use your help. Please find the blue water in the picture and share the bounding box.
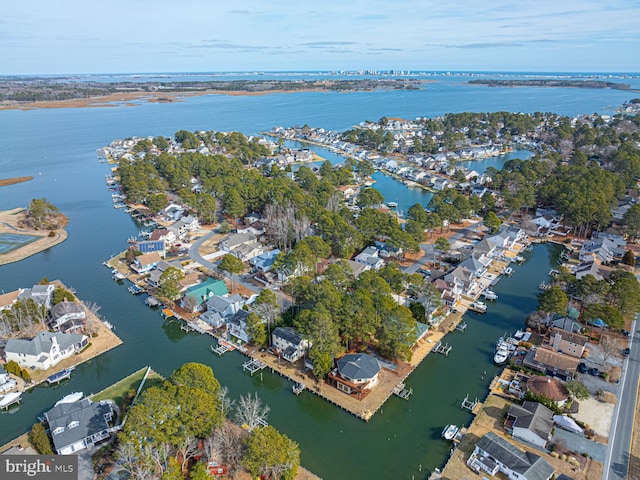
[0,76,628,477]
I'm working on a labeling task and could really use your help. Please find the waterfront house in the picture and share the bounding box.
[473,237,499,257]
[574,259,605,281]
[443,266,478,297]
[250,249,281,273]
[4,331,88,370]
[546,328,588,358]
[549,315,581,333]
[271,327,309,363]
[168,215,200,239]
[579,233,626,264]
[0,289,23,311]
[458,253,489,277]
[526,376,568,408]
[0,364,17,393]
[44,398,115,455]
[226,310,252,345]
[48,301,86,333]
[354,246,385,270]
[505,401,554,449]
[200,294,244,328]
[131,251,162,274]
[523,347,579,381]
[181,278,229,312]
[18,284,55,309]
[136,239,166,255]
[467,431,554,480]
[163,204,184,222]
[328,353,381,399]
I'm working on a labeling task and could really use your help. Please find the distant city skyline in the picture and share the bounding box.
[2,1,638,75]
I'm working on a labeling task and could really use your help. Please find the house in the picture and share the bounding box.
[233,241,266,262]
[227,310,252,345]
[342,259,370,278]
[200,294,244,328]
[579,233,626,264]
[271,327,309,363]
[4,331,88,370]
[48,301,86,333]
[19,284,55,309]
[526,376,568,407]
[136,239,166,255]
[548,328,588,358]
[328,353,381,399]
[467,431,554,480]
[374,240,403,259]
[505,401,554,449]
[473,237,498,257]
[550,315,581,333]
[44,398,115,455]
[131,251,162,274]
[459,253,489,277]
[0,289,23,311]
[168,215,200,239]
[250,249,281,273]
[0,364,17,393]
[163,203,184,222]
[444,266,478,297]
[181,278,229,312]
[147,260,185,288]
[523,347,579,381]
[220,233,257,253]
[236,221,266,236]
[574,260,604,281]
[354,246,385,270]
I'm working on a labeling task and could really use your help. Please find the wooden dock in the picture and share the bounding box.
[242,358,267,375]
[461,394,479,411]
[432,341,452,356]
[392,382,413,400]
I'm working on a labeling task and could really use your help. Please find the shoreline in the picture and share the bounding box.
[0,176,33,187]
[0,208,68,265]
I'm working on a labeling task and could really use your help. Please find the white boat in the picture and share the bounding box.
[515,255,525,263]
[552,415,584,434]
[54,392,84,406]
[502,267,513,276]
[482,290,498,301]
[470,301,487,313]
[441,424,459,440]
[494,346,510,365]
[387,201,398,208]
[0,392,22,409]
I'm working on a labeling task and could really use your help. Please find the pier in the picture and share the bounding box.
[461,394,479,411]
[211,342,231,356]
[180,322,206,334]
[242,358,267,376]
[392,382,413,400]
[432,341,452,356]
[454,322,467,332]
[292,382,306,395]
[46,367,74,385]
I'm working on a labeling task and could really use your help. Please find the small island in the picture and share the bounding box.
[0,198,68,265]
[469,78,632,90]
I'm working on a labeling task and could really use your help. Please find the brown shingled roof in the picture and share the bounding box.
[526,376,568,402]
[550,328,589,346]
[533,347,580,373]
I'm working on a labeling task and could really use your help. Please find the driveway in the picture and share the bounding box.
[553,428,606,463]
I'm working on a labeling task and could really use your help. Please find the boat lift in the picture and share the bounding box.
[292,382,306,395]
[461,394,479,411]
[242,358,267,376]
[432,341,452,356]
[393,382,413,400]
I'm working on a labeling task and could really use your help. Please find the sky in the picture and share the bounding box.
[1,0,639,75]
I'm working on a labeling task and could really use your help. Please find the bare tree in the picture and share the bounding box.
[175,434,200,474]
[600,335,616,366]
[113,441,143,479]
[83,301,103,336]
[326,193,342,212]
[211,423,245,473]
[233,392,270,432]
[217,386,235,419]
[526,311,547,334]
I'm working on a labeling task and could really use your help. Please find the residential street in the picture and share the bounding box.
[604,319,639,480]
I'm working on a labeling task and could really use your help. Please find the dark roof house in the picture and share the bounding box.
[505,401,554,448]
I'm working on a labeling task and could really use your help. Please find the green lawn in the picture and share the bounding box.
[92,367,164,407]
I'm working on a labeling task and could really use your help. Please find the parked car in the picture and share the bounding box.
[623,347,631,356]
[577,362,588,374]
[589,367,600,377]
[622,330,630,336]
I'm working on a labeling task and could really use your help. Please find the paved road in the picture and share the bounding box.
[604,318,639,480]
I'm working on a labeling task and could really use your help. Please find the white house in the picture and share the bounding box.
[220,232,257,253]
[131,251,162,274]
[505,401,554,449]
[0,364,17,393]
[467,432,554,480]
[200,294,244,328]
[4,331,88,370]
[271,327,309,363]
[48,301,86,333]
[44,398,115,455]
[355,246,385,270]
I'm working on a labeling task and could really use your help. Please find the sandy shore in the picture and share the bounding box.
[0,208,68,265]
[0,176,33,187]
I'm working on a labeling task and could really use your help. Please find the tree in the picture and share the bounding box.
[24,198,59,229]
[600,335,617,365]
[51,287,75,305]
[224,188,246,222]
[622,250,636,267]
[29,422,53,454]
[537,286,568,315]
[209,423,245,474]
[609,270,640,317]
[564,380,590,400]
[434,237,450,259]
[219,254,244,293]
[377,305,415,361]
[157,266,185,303]
[356,187,385,209]
[623,203,640,240]
[234,392,270,432]
[188,462,210,480]
[243,426,300,480]
[147,193,169,214]
[197,193,217,225]
[170,362,221,397]
[252,289,280,344]
[483,211,502,234]
[247,312,267,346]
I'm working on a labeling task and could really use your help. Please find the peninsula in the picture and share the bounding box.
[469,78,632,90]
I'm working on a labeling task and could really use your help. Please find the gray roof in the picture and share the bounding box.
[476,432,555,480]
[228,309,250,328]
[5,331,86,356]
[272,327,303,347]
[337,353,380,381]
[206,294,241,315]
[0,364,6,376]
[508,401,554,443]
[49,301,84,320]
[459,255,484,272]
[45,398,113,453]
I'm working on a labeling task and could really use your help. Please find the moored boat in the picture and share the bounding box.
[0,392,22,409]
[494,346,510,365]
[470,301,487,313]
[54,392,84,406]
[46,367,75,384]
[482,290,498,301]
[441,424,459,440]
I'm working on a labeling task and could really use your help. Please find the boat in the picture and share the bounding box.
[494,345,510,365]
[112,269,126,281]
[54,392,83,406]
[502,266,513,276]
[128,284,144,295]
[441,424,459,440]
[482,290,498,301]
[0,392,22,409]
[549,269,560,277]
[387,201,398,208]
[46,367,75,384]
[470,301,487,313]
[515,255,525,263]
